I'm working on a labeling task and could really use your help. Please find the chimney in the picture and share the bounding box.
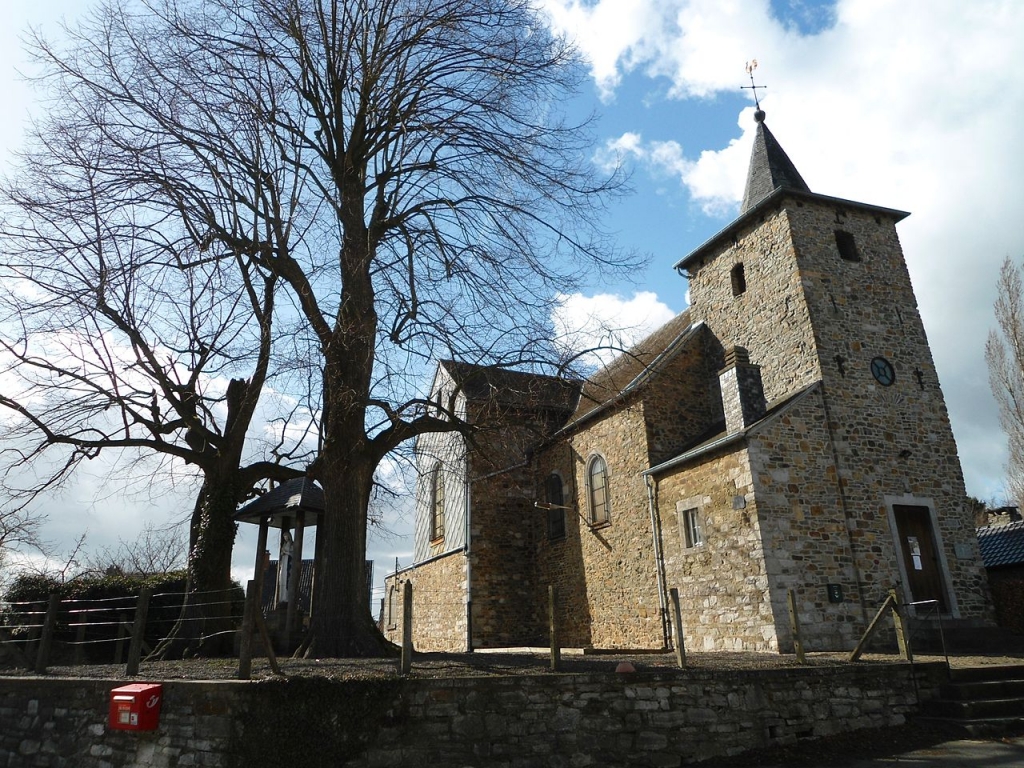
[719,346,767,433]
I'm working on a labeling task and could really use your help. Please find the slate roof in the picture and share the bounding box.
[234,477,324,528]
[439,360,581,413]
[740,112,811,214]
[569,311,694,424]
[977,520,1024,568]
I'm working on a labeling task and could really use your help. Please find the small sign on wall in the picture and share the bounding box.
[954,542,974,560]
[827,584,844,603]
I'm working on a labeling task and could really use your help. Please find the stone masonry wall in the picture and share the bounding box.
[0,677,241,768]
[383,550,467,652]
[0,665,945,768]
[745,388,865,651]
[785,200,992,620]
[687,205,819,403]
[468,460,542,648]
[641,327,724,467]
[556,404,666,649]
[532,442,594,648]
[687,197,993,624]
[656,446,777,651]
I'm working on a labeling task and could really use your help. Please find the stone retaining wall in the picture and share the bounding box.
[0,663,944,768]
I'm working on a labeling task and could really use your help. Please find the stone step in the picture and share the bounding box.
[922,695,1024,720]
[907,624,1024,654]
[915,714,1024,738]
[940,678,1024,700]
[948,664,1024,684]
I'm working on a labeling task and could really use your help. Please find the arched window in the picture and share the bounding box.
[586,455,610,526]
[429,464,445,541]
[545,473,566,540]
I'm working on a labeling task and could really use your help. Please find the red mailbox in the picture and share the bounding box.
[108,683,163,731]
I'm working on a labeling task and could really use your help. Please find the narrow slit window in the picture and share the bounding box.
[545,473,566,540]
[430,464,445,541]
[731,263,746,296]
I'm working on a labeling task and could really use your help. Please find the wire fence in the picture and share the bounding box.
[381,575,989,676]
[0,587,245,674]
[0,577,983,682]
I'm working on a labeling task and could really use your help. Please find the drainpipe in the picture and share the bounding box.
[464,447,473,652]
[645,474,670,649]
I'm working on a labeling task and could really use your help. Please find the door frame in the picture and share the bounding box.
[883,494,959,618]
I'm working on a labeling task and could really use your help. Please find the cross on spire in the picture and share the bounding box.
[742,60,767,115]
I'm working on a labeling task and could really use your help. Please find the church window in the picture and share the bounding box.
[681,508,704,549]
[586,455,610,526]
[545,473,566,540]
[835,230,861,262]
[731,263,746,296]
[429,464,445,541]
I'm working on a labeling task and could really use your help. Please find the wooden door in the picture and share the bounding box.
[893,505,947,611]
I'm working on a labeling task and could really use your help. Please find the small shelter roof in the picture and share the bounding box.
[234,478,324,528]
[977,520,1024,569]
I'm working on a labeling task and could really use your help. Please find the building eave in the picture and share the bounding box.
[674,188,911,274]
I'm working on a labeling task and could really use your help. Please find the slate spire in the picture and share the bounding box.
[739,109,811,214]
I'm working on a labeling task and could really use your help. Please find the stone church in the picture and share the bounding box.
[382,109,994,653]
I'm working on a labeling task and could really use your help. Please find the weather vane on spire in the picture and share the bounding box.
[742,60,767,122]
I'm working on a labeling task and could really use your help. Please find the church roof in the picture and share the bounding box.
[568,311,695,425]
[740,111,811,214]
[674,112,909,273]
[438,360,581,413]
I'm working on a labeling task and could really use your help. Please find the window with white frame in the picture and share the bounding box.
[681,507,704,549]
[587,454,610,526]
[429,464,445,541]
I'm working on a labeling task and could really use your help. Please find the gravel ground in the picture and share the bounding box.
[2,647,1021,681]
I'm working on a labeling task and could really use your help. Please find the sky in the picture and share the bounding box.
[1,0,1023,606]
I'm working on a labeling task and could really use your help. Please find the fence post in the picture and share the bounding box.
[669,588,686,669]
[890,589,913,662]
[549,585,560,672]
[787,589,806,664]
[34,594,61,674]
[125,588,152,676]
[400,580,413,675]
[238,580,257,680]
[73,604,87,665]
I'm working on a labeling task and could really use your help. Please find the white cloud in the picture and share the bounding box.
[552,291,677,368]
[545,0,1024,497]
[540,0,670,100]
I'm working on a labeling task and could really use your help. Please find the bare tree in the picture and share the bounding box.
[0,20,313,654]
[11,0,637,657]
[987,256,1024,509]
[85,521,189,577]
[0,507,43,589]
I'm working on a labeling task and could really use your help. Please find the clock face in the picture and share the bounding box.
[870,356,896,386]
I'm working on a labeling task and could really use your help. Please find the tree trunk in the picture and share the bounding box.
[303,453,393,657]
[149,471,239,659]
